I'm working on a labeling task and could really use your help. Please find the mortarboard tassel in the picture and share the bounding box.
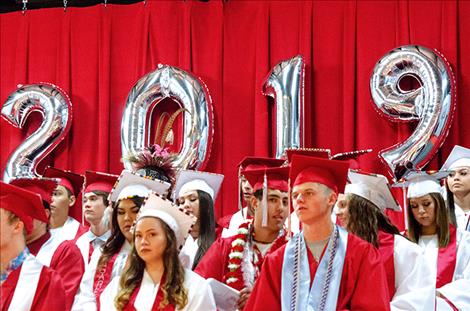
[262,171,268,227]
[238,166,245,219]
[287,177,292,239]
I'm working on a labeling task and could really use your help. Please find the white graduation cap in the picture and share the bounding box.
[345,170,401,212]
[393,171,449,199]
[109,170,171,202]
[173,170,224,201]
[440,145,470,171]
[138,192,197,249]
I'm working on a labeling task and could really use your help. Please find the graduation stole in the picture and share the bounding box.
[436,225,457,288]
[377,231,396,299]
[224,221,287,291]
[93,248,121,302]
[123,276,175,311]
[281,225,348,311]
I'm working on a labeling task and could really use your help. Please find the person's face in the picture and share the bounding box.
[447,166,470,197]
[117,198,140,242]
[241,176,254,204]
[292,182,337,225]
[253,189,289,232]
[83,192,107,225]
[177,190,200,219]
[50,185,75,226]
[0,209,22,250]
[335,193,350,228]
[410,194,437,229]
[134,217,167,264]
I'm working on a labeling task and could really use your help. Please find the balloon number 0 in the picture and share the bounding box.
[370,45,456,181]
[121,64,214,171]
[263,55,305,158]
[1,84,72,182]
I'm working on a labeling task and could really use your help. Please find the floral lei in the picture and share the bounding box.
[224,221,288,291]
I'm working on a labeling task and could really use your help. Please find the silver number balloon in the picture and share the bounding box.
[2,83,72,182]
[263,55,305,158]
[370,45,456,181]
[121,64,214,170]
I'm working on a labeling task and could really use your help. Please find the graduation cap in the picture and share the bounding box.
[289,155,349,194]
[238,156,285,171]
[138,192,197,250]
[284,148,331,163]
[43,167,84,197]
[9,177,58,205]
[345,170,400,211]
[393,171,449,199]
[109,170,171,203]
[174,170,224,201]
[0,181,49,233]
[84,171,119,194]
[243,166,290,227]
[440,145,470,171]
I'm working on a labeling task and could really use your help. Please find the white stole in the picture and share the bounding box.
[8,254,43,311]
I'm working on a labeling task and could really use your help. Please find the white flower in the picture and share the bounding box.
[229,251,244,259]
[228,263,239,270]
[237,228,249,235]
[231,239,246,247]
[226,277,238,284]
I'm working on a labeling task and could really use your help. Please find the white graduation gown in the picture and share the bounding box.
[100,268,216,311]
[390,234,435,311]
[75,230,111,266]
[454,203,470,231]
[72,240,132,311]
[418,229,470,310]
[178,236,199,269]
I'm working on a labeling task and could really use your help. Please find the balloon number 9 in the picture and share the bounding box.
[121,64,214,171]
[1,84,72,182]
[370,45,456,181]
[263,55,305,158]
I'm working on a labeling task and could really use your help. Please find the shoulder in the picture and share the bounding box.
[394,234,422,254]
[346,233,381,263]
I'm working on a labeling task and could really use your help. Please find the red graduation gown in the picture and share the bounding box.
[194,237,232,281]
[0,261,66,311]
[244,233,391,311]
[28,233,85,310]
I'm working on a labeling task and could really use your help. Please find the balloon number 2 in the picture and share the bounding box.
[1,83,72,182]
[370,45,456,181]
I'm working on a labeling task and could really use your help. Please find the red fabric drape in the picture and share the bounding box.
[1,0,470,229]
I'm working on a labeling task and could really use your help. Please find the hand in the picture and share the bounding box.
[237,287,252,310]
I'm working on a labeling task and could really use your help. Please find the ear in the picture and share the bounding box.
[328,191,338,209]
[251,196,259,212]
[13,220,25,234]
[69,195,76,207]
[44,209,51,220]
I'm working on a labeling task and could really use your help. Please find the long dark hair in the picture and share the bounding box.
[345,194,400,248]
[445,183,458,226]
[97,196,145,270]
[407,192,450,248]
[192,190,216,269]
[115,217,188,310]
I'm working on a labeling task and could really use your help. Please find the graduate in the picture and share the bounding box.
[404,171,470,310]
[221,156,285,238]
[196,166,290,310]
[72,170,171,311]
[75,171,117,265]
[173,170,224,270]
[336,170,435,310]
[440,145,470,231]
[100,192,216,310]
[10,178,85,310]
[43,166,87,241]
[0,181,66,311]
[245,155,391,311]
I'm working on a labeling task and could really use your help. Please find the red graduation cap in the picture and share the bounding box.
[242,166,290,193]
[284,148,331,163]
[84,171,119,194]
[289,154,349,194]
[330,149,372,170]
[238,156,285,171]
[43,167,84,197]
[9,178,58,204]
[0,181,49,234]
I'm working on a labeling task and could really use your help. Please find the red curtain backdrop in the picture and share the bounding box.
[1,0,470,229]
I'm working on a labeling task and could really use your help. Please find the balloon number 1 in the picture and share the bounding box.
[370,45,456,181]
[263,55,305,158]
[121,64,214,171]
[1,84,72,182]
